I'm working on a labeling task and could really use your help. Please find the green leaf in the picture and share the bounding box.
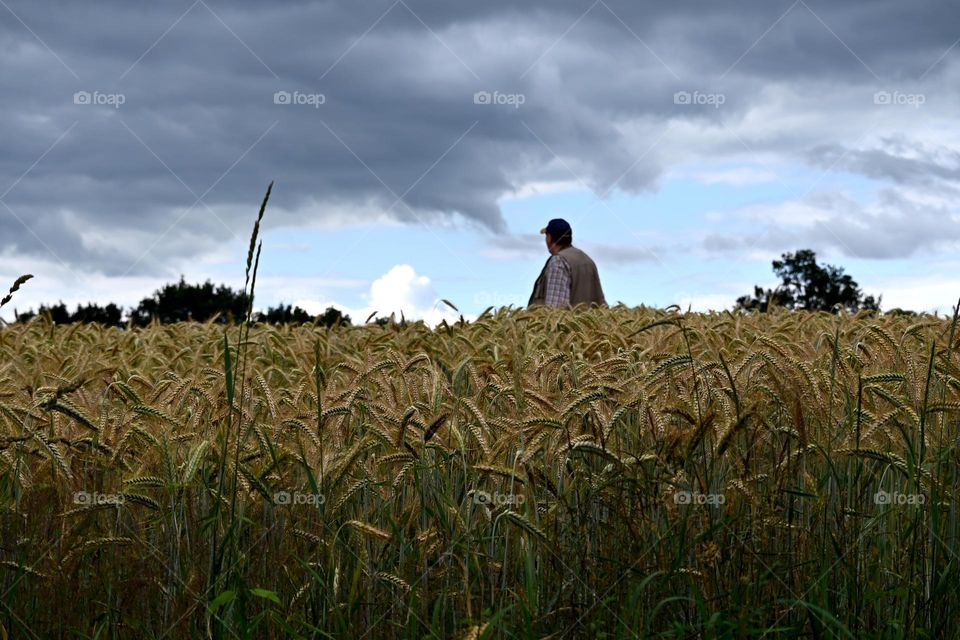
[208,589,237,612]
[250,588,281,605]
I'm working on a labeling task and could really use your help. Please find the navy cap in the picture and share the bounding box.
[540,218,572,242]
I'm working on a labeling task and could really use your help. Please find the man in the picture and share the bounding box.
[528,218,607,308]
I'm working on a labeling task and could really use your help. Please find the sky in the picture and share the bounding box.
[2,0,959,324]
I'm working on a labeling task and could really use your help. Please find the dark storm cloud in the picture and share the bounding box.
[1,0,959,273]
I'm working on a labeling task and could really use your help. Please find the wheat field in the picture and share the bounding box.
[1,304,958,638]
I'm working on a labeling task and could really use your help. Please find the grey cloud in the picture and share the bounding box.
[703,189,960,259]
[581,242,664,266]
[810,139,960,188]
[1,0,960,273]
[702,234,745,254]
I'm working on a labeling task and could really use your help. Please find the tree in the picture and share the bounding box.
[316,306,351,328]
[71,302,123,327]
[42,302,71,324]
[737,249,880,313]
[11,277,354,328]
[256,304,312,325]
[253,304,351,326]
[130,277,249,326]
[15,302,124,327]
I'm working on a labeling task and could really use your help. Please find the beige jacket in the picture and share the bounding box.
[528,245,607,308]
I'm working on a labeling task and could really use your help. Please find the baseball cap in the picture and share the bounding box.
[540,218,572,242]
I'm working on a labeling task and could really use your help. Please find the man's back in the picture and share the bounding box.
[528,245,606,308]
[557,246,606,307]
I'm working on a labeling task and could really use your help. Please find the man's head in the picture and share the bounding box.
[540,218,572,254]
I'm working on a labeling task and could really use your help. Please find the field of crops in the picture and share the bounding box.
[1,305,959,638]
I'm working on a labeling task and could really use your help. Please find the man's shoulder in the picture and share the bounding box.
[560,245,595,265]
[549,253,571,269]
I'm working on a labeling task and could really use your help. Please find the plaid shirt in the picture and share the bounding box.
[543,254,571,307]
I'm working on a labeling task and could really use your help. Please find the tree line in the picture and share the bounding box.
[8,249,912,326]
[12,277,351,328]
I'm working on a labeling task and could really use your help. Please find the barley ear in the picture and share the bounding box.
[1,274,33,308]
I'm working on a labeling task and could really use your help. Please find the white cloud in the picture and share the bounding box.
[695,167,779,186]
[673,293,736,312]
[368,265,435,313]
[724,198,835,227]
[0,256,164,321]
[863,274,960,315]
[255,274,367,305]
[294,264,466,328]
